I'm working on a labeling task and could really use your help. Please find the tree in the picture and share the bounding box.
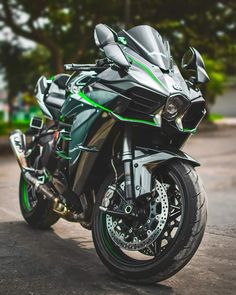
[0,0,235,109]
[0,0,125,73]
[0,40,50,121]
[0,40,27,120]
[1,0,236,72]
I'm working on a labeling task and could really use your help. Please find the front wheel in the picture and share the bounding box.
[92,160,207,283]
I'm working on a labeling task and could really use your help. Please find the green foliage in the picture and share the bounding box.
[0,0,235,110]
[201,56,226,105]
[208,113,224,122]
[0,121,28,135]
[22,45,52,87]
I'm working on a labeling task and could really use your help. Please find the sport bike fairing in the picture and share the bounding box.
[34,24,205,183]
[60,26,203,169]
[70,24,202,126]
[100,24,190,98]
[121,25,171,70]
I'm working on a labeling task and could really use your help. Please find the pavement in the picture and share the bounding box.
[0,126,236,295]
[211,87,236,117]
[0,136,10,154]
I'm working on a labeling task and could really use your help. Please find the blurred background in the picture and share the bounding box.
[0,0,235,133]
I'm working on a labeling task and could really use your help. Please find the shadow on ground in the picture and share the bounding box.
[0,221,173,295]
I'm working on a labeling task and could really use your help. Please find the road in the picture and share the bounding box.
[0,126,236,295]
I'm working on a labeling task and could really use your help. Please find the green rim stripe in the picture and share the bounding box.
[23,179,31,212]
[101,216,121,259]
[126,54,167,90]
[78,91,158,127]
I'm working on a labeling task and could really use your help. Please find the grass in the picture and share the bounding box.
[0,121,29,136]
[208,113,224,123]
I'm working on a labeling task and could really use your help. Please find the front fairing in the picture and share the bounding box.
[94,45,205,130]
[63,46,205,132]
[117,46,190,98]
[61,39,205,172]
[96,44,199,103]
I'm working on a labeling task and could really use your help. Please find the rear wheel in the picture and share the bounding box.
[19,173,59,229]
[92,160,207,283]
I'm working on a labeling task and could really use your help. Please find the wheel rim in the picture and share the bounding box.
[98,168,185,266]
[22,178,38,212]
[105,179,169,251]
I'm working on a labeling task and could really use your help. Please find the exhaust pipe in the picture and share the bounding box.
[9,130,28,170]
[9,130,84,221]
[9,129,56,199]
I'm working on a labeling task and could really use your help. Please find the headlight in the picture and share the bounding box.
[162,95,189,121]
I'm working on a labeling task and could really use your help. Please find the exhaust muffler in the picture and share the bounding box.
[9,130,28,170]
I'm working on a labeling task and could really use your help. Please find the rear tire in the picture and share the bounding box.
[19,173,59,229]
[92,160,207,283]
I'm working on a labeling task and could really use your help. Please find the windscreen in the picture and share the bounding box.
[123,25,171,70]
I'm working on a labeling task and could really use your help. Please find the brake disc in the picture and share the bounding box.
[104,179,169,251]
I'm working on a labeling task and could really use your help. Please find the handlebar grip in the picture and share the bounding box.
[64,64,73,71]
[64,63,98,71]
[64,63,109,72]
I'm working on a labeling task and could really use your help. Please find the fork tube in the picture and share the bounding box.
[122,125,134,201]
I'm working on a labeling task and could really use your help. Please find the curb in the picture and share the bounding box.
[214,117,236,126]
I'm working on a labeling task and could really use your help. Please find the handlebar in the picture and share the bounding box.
[64,63,108,72]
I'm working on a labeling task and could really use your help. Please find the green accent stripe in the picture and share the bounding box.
[56,150,72,160]
[113,113,157,126]
[79,91,111,113]
[183,128,197,133]
[23,179,31,212]
[78,91,158,127]
[59,115,65,122]
[126,54,167,90]
[118,36,127,45]
[61,133,71,141]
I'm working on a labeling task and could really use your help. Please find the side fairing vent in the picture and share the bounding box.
[125,87,165,115]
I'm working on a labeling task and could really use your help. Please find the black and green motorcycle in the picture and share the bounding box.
[10,24,208,283]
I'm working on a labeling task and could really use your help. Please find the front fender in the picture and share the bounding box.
[133,147,199,198]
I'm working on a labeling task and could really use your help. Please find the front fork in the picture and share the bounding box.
[122,125,134,201]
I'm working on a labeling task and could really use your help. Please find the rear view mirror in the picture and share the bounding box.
[94,24,130,70]
[181,47,209,84]
[94,24,118,47]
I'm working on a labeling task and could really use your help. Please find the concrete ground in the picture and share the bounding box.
[211,87,236,117]
[0,126,236,295]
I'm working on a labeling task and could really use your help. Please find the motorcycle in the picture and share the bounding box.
[9,24,209,283]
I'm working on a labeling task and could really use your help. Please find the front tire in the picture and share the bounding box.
[92,160,207,283]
